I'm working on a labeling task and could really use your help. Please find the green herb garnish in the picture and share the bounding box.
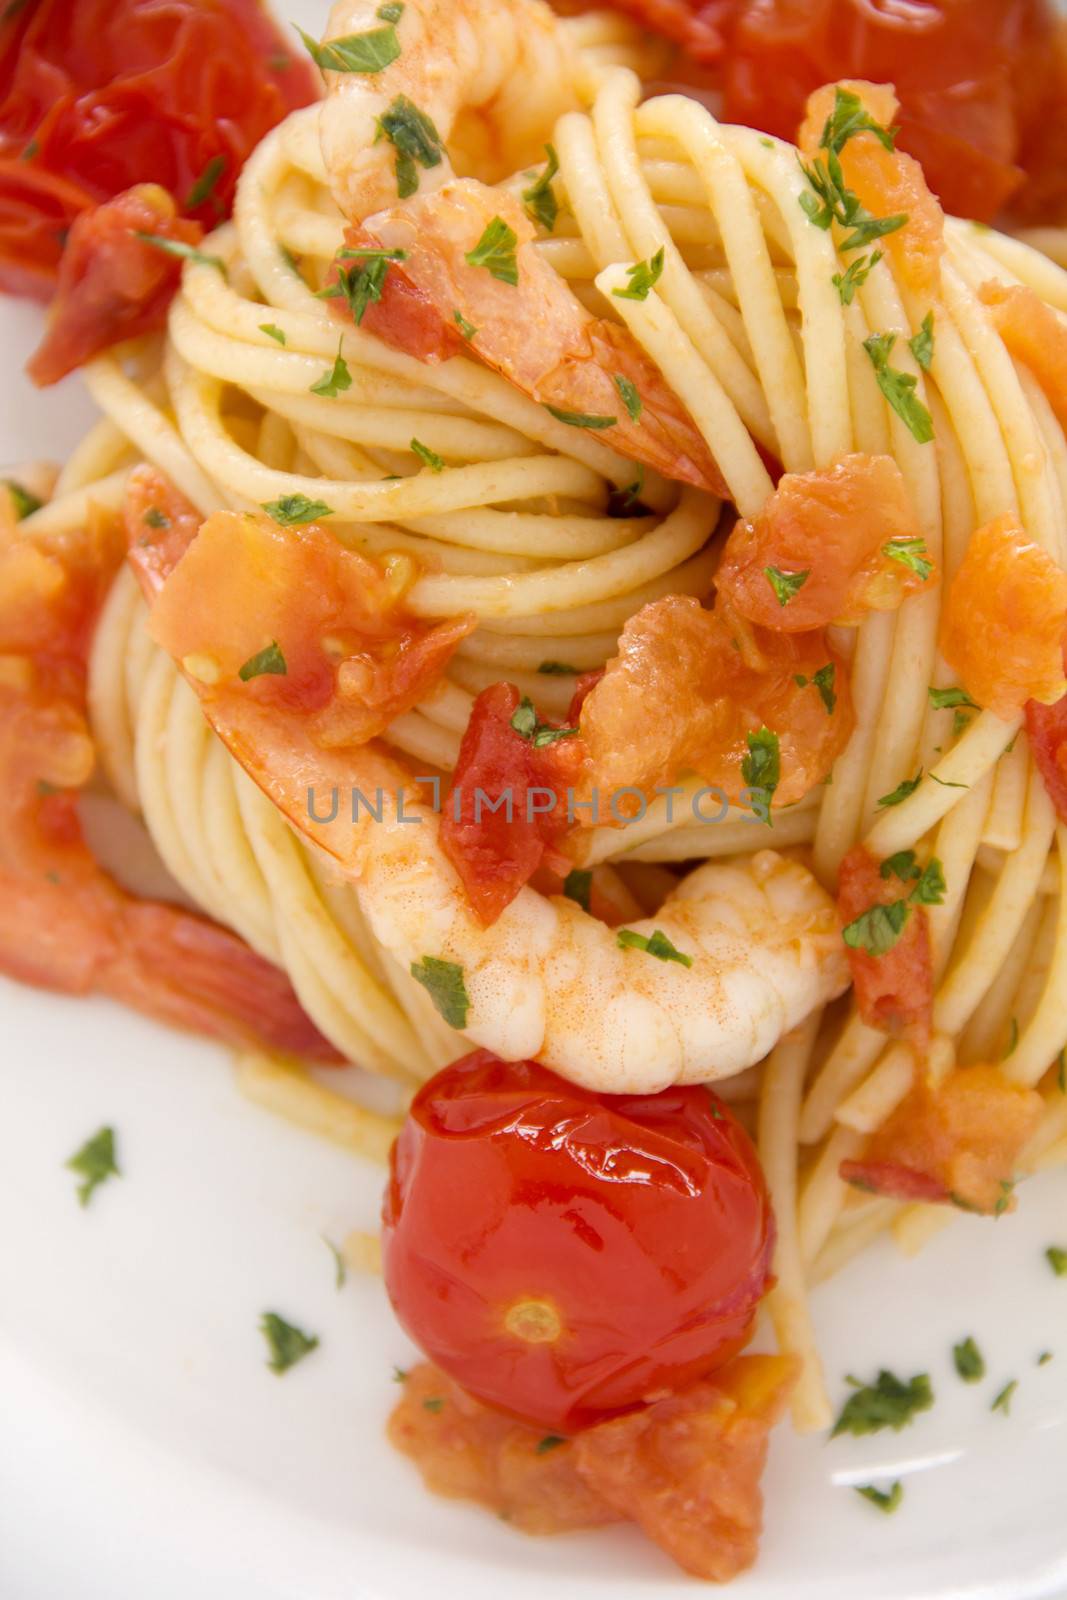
[928,686,977,710]
[262,493,333,525]
[864,333,934,443]
[134,232,227,278]
[832,250,882,305]
[522,144,560,233]
[184,155,226,211]
[310,340,352,398]
[536,1435,566,1454]
[410,956,470,1028]
[453,309,477,341]
[909,311,935,371]
[259,322,287,345]
[614,374,642,422]
[422,1396,445,1413]
[4,479,43,519]
[612,246,665,301]
[296,22,401,74]
[617,928,693,967]
[562,868,592,911]
[239,641,287,680]
[953,1336,985,1382]
[323,1236,347,1289]
[883,536,933,580]
[1047,1245,1067,1276]
[465,215,519,285]
[375,95,444,199]
[831,1370,933,1438]
[878,770,922,807]
[66,1126,119,1208]
[854,1481,903,1514]
[544,405,616,429]
[260,1312,319,1374]
[411,438,445,472]
[143,506,169,529]
[880,849,921,883]
[741,726,780,815]
[537,660,580,676]
[991,1379,1017,1415]
[765,566,810,607]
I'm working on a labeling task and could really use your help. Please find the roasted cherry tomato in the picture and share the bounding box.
[382,1050,775,1433]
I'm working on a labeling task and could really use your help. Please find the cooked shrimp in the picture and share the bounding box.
[317,0,727,495]
[134,498,849,1093]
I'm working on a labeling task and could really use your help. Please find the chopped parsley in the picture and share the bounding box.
[376,95,444,199]
[259,322,287,345]
[952,1336,985,1382]
[510,696,579,747]
[883,536,933,580]
[238,640,287,680]
[832,250,882,305]
[133,232,227,278]
[616,928,693,968]
[991,1379,1017,1415]
[863,333,934,444]
[522,144,560,233]
[878,770,922,807]
[260,1312,319,1374]
[880,849,921,883]
[562,868,592,911]
[411,438,445,472]
[928,685,977,711]
[607,465,646,516]
[795,663,837,715]
[453,309,478,341]
[66,1126,120,1208]
[544,405,616,429]
[765,565,810,607]
[1038,1351,1054,1366]
[741,726,780,815]
[184,155,226,211]
[1047,1245,1067,1276]
[321,250,404,325]
[279,243,301,274]
[422,1396,445,1413]
[537,660,580,676]
[262,493,333,525]
[536,1435,566,1454]
[612,247,665,302]
[4,478,43,519]
[930,771,968,789]
[798,143,907,251]
[854,1481,903,1514]
[410,956,470,1028]
[465,215,519,285]
[831,1370,933,1438]
[614,374,642,422]
[322,1236,347,1289]
[310,340,352,398]
[296,22,401,74]
[377,0,404,18]
[392,1365,409,1382]
[1004,1017,1019,1058]
[909,311,935,371]
[843,856,945,955]
[143,507,170,529]
[820,86,899,157]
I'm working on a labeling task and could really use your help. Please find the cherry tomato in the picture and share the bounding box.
[0,0,317,301]
[381,1050,775,1433]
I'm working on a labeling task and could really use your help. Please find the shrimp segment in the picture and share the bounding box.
[318,0,727,494]
[135,493,849,1092]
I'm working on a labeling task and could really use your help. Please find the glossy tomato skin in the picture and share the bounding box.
[382,1050,775,1434]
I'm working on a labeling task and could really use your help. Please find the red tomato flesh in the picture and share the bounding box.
[837,844,933,1041]
[382,1050,776,1434]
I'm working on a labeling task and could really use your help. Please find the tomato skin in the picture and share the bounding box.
[0,0,317,298]
[1027,683,1067,824]
[382,1050,775,1434]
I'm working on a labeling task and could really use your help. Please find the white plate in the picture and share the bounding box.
[2,10,1067,1596]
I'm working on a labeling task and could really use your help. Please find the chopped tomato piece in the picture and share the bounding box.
[715,454,934,632]
[0,0,316,302]
[440,682,588,925]
[128,472,473,749]
[0,495,338,1059]
[342,227,465,365]
[840,1064,1043,1215]
[979,281,1067,436]
[577,593,852,813]
[940,513,1067,720]
[837,845,933,1040]
[389,1355,796,1582]
[1026,671,1067,823]
[797,81,944,299]
[27,185,204,386]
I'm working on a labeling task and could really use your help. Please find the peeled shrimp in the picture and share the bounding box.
[133,506,849,1093]
[317,0,726,494]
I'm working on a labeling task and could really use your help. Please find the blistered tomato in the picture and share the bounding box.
[382,1050,775,1434]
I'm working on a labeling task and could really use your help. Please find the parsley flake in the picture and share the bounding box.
[831,1370,933,1438]
[537,660,580,676]
[607,465,646,516]
[465,215,519,285]
[1038,1351,1053,1366]
[854,1481,903,1514]
[842,898,912,956]
[863,333,934,443]
[259,322,287,345]
[392,1365,409,1382]
[522,144,560,233]
[544,405,616,429]
[422,1396,445,1413]
[239,641,287,681]
[765,565,810,607]
[883,536,933,580]
[509,695,579,746]
[562,868,592,911]
[1004,1017,1019,1058]
[453,309,478,341]
[614,374,643,421]
[617,928,693,968]
[376,95,444,199]
[928,686,977,710]
[134,232,227,278]
[536,1435,566,1454]
[323,1236,347,1289]
[741,726,780,815]
[143,506,169,529]
[1047,1245,1067,1276]
[612,247,665,301]
[260,1312,319,1373]
[880,849,921,883]
[991,1379,1017,1415]
[310,340,352,398]
[953,1336,985,1382]
[184,155,226,211]
[878,770,922,807]
[262,493,333,525]
[296,22,401,74]
[321,251,401,325]
[820,87,898,156]
[795,663,837,714]
[377,0,404,18]
[909,311,935,371]
[832,250,882,305]
[4,479,43,520]
[66,1126,120,1208]
[411,438,445,472]
[410,956,470,1028]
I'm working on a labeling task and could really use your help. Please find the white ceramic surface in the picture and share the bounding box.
[2,8,1067,1595]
